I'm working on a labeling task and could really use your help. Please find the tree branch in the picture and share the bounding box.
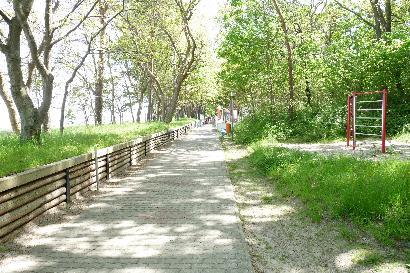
[335,1,375,28]
[162,26,182,63]
[140,62,164,98]
[51,0,99,46]
[0,39,7,53]
[0,10,11,24]
[14,1,49,78]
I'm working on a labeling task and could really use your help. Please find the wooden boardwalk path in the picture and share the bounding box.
[0,126,253,273]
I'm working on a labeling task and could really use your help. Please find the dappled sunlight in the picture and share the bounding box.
[223,136,409,273]
[241,204,295,222]
[335,248,370,270]
[199,214,239,225]
[0,127,253,272]
[0,255,44,273]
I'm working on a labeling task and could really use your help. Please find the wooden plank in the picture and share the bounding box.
[69,160,93,173]
[0,178,66,216]
[111,162,130,177]
[0,187,66,229]
[109,156,129,172]
[69,163,93,180]
[71,178,95,195]
[0,194,66,239]
[111,160,130,175]
[70,172,91,188]
[109,149,130,161]
[0,172,65,204]
[0,153,93,193]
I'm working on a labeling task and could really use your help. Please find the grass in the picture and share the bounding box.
[248,142,410,246]
[0,119,193,178]
[396,132,410,143]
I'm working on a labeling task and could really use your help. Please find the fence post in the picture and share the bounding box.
[130,146,133,165]
[346,95,351,147]
[65,169,71,204]
[352,95,356,150]
[144,141,147,156]
[381,89,388,153]
[106,153,110,180]
[95,148,99,190]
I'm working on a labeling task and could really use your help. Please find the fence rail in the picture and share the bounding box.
[0,121,202,241]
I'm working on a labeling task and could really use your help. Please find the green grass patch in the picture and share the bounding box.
[261,194,275,204]
[396,132,410,143]
[0,119,193,178]
[352,249,384,266]
[248,143,410,245]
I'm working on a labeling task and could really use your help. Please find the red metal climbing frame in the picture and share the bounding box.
[346,89,388,153]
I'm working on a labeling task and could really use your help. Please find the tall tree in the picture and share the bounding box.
[270,0,295,119]
[94,0,108,125]
[0,0,101,140]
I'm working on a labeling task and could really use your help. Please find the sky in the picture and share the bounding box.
[0,0,226,131]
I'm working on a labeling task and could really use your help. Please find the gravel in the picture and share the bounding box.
[223,141,408,273]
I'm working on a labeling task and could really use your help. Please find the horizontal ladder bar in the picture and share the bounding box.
[356,133,382,137]
[356,117,382,120]
[356,100,382,103]
[355,125,382,128]
[353,91,384,95]
[357,109,382,111]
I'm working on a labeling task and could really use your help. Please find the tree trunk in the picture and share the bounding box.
[305,80,312,106]
[107,52,116,124]
[0,74,20,134]
[136,83,145,123]
[5,17,41,141]
[127,84,136,122]
[42,113,50,133]
[94,2,107,125]
[270,0,295,119]
[147,60,154,122]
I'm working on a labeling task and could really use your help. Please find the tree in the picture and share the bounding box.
[269,0,295,119]
[117,0,200,123]
[0,0,102,140]
[94,0,108,125]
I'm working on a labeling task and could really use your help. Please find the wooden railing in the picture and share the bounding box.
[0,121,201,241]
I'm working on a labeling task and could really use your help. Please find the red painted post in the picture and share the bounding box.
[381,89,388,153]
[346,95,351,146]
[352,95,356,150]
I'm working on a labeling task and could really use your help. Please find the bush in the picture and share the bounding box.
[235,105,345,144]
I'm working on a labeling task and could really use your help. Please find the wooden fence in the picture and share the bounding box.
[0,121,201,241]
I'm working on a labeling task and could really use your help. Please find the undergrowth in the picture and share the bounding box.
[248,143,410,246]
[234,107,345,144]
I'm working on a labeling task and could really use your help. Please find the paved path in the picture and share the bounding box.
[0,126,254,273]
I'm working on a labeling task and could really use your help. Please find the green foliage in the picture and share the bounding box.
[218,0,410,135]
[235,105,345,144]
[352,250,384,266]
[248,144,410,244]
[0,120,192,178]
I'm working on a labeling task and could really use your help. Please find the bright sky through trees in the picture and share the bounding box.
[0,0,225,131]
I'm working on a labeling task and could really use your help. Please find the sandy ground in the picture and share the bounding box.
[277,140,410,160]
[223,141,408,273]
